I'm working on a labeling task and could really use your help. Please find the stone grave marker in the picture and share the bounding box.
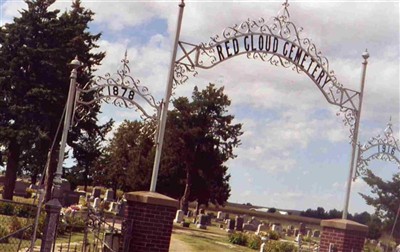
[226,219,235,233]
[256,224,269,235]
[109,202,120,212]
[249,217,261,227]
[63,191,80,207]
[199,208,205,214]
[217,211,225,220]
[105,189,114,202]
[243,223,257,232]
[272,224,282,234]
[93,197,101,209]
[299,222,306,235]
[312,230,320,238]
[235,216,244,231]
[14,180,29,197]
[294,229,299,237]
[91,187,101,199]
[196,214,207,229]
[174,210,184,223]
[118,200,126,216]
[306,229,312,237]
[186,210,193,217]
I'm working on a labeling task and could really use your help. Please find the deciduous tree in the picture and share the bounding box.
[360,169,400,240]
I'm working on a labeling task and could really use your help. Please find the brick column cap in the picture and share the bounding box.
[321,218,368,232]
[125,191,178,208]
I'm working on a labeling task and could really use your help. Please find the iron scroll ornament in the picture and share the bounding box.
[173,1,360,142]
[73,56,162,126]
[355,120,400,179]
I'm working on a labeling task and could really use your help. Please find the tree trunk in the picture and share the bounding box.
[180,166,192,215]
[44,148,58,202]
[2,140,20,200]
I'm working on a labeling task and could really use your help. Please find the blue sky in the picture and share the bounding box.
[2,0,399,214]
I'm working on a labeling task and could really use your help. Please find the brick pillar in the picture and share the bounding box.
[122,191,178,252]
[320,219,368,252]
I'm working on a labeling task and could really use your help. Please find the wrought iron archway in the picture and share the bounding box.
[152,0,369,220]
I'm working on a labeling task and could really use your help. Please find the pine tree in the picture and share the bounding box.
[0,0,105,200]
[159,84,242,213]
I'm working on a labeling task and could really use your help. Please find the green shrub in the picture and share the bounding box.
[0,202,15,216]
[228,232,248,246]
[0,225,9,243]
[14,204,34,218]
[264,240,298,252]
[267,230,280,240]
[247,234,261,250]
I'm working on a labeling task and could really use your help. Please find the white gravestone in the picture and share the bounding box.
[174,210,184,223]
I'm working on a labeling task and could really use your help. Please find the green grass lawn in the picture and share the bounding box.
[173,223,256,252]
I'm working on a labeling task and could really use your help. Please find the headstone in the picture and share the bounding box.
[199,208,205,214]
[256,224,269,235]
[248,217,261,227]
[203,215,211,225]
[14,181,30,197]
[92,187,101,199]
[243,223,257,232]
[196,214,207,229]
[294,229,299,237]
[118,200,126,216]
[186,210,193,217]
[226,219,235,233]
[225,213,230,220]
[287,225,294,230]
[109,202,120,212]
[174,210,184,223]
[235,216,244,231]
[312,230,320,238]
[272,224,282,234]
[93,197,101,209]
[299,222,306,235]
[63,191,80,207]
[105,189,114,202]
[217,211,225,220]
[286,229,294,236]
[307,229,312,237]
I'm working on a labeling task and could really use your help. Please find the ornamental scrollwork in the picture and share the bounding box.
[74,55,161,124]
[355,120,400,178]
[175,1,361,141]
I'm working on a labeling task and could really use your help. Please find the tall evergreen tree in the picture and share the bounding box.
[158,84,242,213]
[0,0,105,200]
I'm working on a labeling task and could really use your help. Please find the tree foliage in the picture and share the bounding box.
[360,169,400,240]
[0,0,105,200]
[92,120,155,192]
[158,84,242,212]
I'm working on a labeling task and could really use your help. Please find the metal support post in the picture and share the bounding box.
[40,57,81,252]
[149,0,185,192]
[52,57,82,199]
[342,49,369,219]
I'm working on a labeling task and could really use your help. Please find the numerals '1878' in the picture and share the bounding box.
[100,85,135,100]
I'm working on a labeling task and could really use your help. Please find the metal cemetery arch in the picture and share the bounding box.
[355,119,400,179]
[153,0,369,219]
